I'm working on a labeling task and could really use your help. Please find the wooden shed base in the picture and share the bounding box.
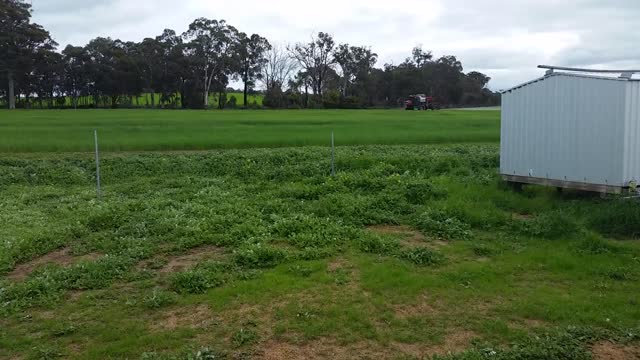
[501,174,627,194]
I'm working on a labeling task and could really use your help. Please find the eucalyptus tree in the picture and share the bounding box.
[236,33,270,107]
[0,0,57,109]
[334,44,377,98]
[183,18,239,108]
[289,32,336,98]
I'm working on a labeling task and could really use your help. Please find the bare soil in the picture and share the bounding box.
[367,225,444,248]
[393,330,476,358]
[259,330,476,360]
[150,304,214,331]
[5,248,101,281]
[591,341,640,360]
[392,293,439,320]
[138,245,225,274]
[259,339,393,360]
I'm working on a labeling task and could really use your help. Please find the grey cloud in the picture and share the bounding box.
[29,0,640,90]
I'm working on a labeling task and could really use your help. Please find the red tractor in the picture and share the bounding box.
[405,94,440,110]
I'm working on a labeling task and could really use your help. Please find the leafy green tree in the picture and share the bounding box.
[236,33,270,108]
[334,44,377,99]
[467,71,491,88]
[0,0,57,109]
[289,32,336,98]
[183,18,239,108]
[137,38,163,107]
[155,29,186,107]
[62,45,91,109]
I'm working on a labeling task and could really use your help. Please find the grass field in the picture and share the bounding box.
[0,109,639,360]
[0,109,499,153]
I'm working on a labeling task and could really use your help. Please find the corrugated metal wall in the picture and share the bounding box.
[623,81,640,185]
[501,74,628,186]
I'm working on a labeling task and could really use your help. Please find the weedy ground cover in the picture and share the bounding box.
[0,144,638,359]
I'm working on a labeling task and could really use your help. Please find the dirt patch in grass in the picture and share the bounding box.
[160,245,225,273]
[138,245,225,274]
[367,225,448,248]
[327,257,349,272]
[591,341,640,360]
[259,339,393,360]
[368,225,425,248]
[150,304,214,331]
[512,213,534,220]
[259,331,477,360]
[5,248,101,281]
[523,318,547,328]
[393,330,477,358]
[392,294,439,320]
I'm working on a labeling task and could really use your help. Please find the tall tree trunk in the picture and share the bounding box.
[304,83,309,108]
[151,91,155,108]
[8,71,15,110]
[203,75,209,108]
[243,79,248,109]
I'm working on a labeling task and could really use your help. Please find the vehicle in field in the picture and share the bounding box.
[405,94,440,110]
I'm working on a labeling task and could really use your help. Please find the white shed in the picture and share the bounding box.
[500,66,640,193]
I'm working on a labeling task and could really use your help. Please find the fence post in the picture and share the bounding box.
[331,131,335,177]
[94,129,102,200]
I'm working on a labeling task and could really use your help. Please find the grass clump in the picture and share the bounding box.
[513,210,582,239]
[140,347,227,360]
[287,265,314,277]
[415,208,473,240]
[358,235,401,255]
[433,326,605,360]
[233,244,287,269]
[143,288,177,309]
[471,244,495,257]
[588,200,640,239]
[232,326,259,347]
[402,179,448,204]
[400,247,445,266]
[575,234,622,255]
[169,261,237,294]
[603,266,635,281]
[169,270,225,294]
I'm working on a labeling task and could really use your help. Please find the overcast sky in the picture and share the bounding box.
[30,0,640,90]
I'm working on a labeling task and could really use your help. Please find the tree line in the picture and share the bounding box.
[0,0,499,110]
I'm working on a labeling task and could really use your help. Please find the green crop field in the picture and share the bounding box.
[0,109,639,360]
[0,109,499,153]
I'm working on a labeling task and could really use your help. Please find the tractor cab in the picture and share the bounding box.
[405,94,439,110]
